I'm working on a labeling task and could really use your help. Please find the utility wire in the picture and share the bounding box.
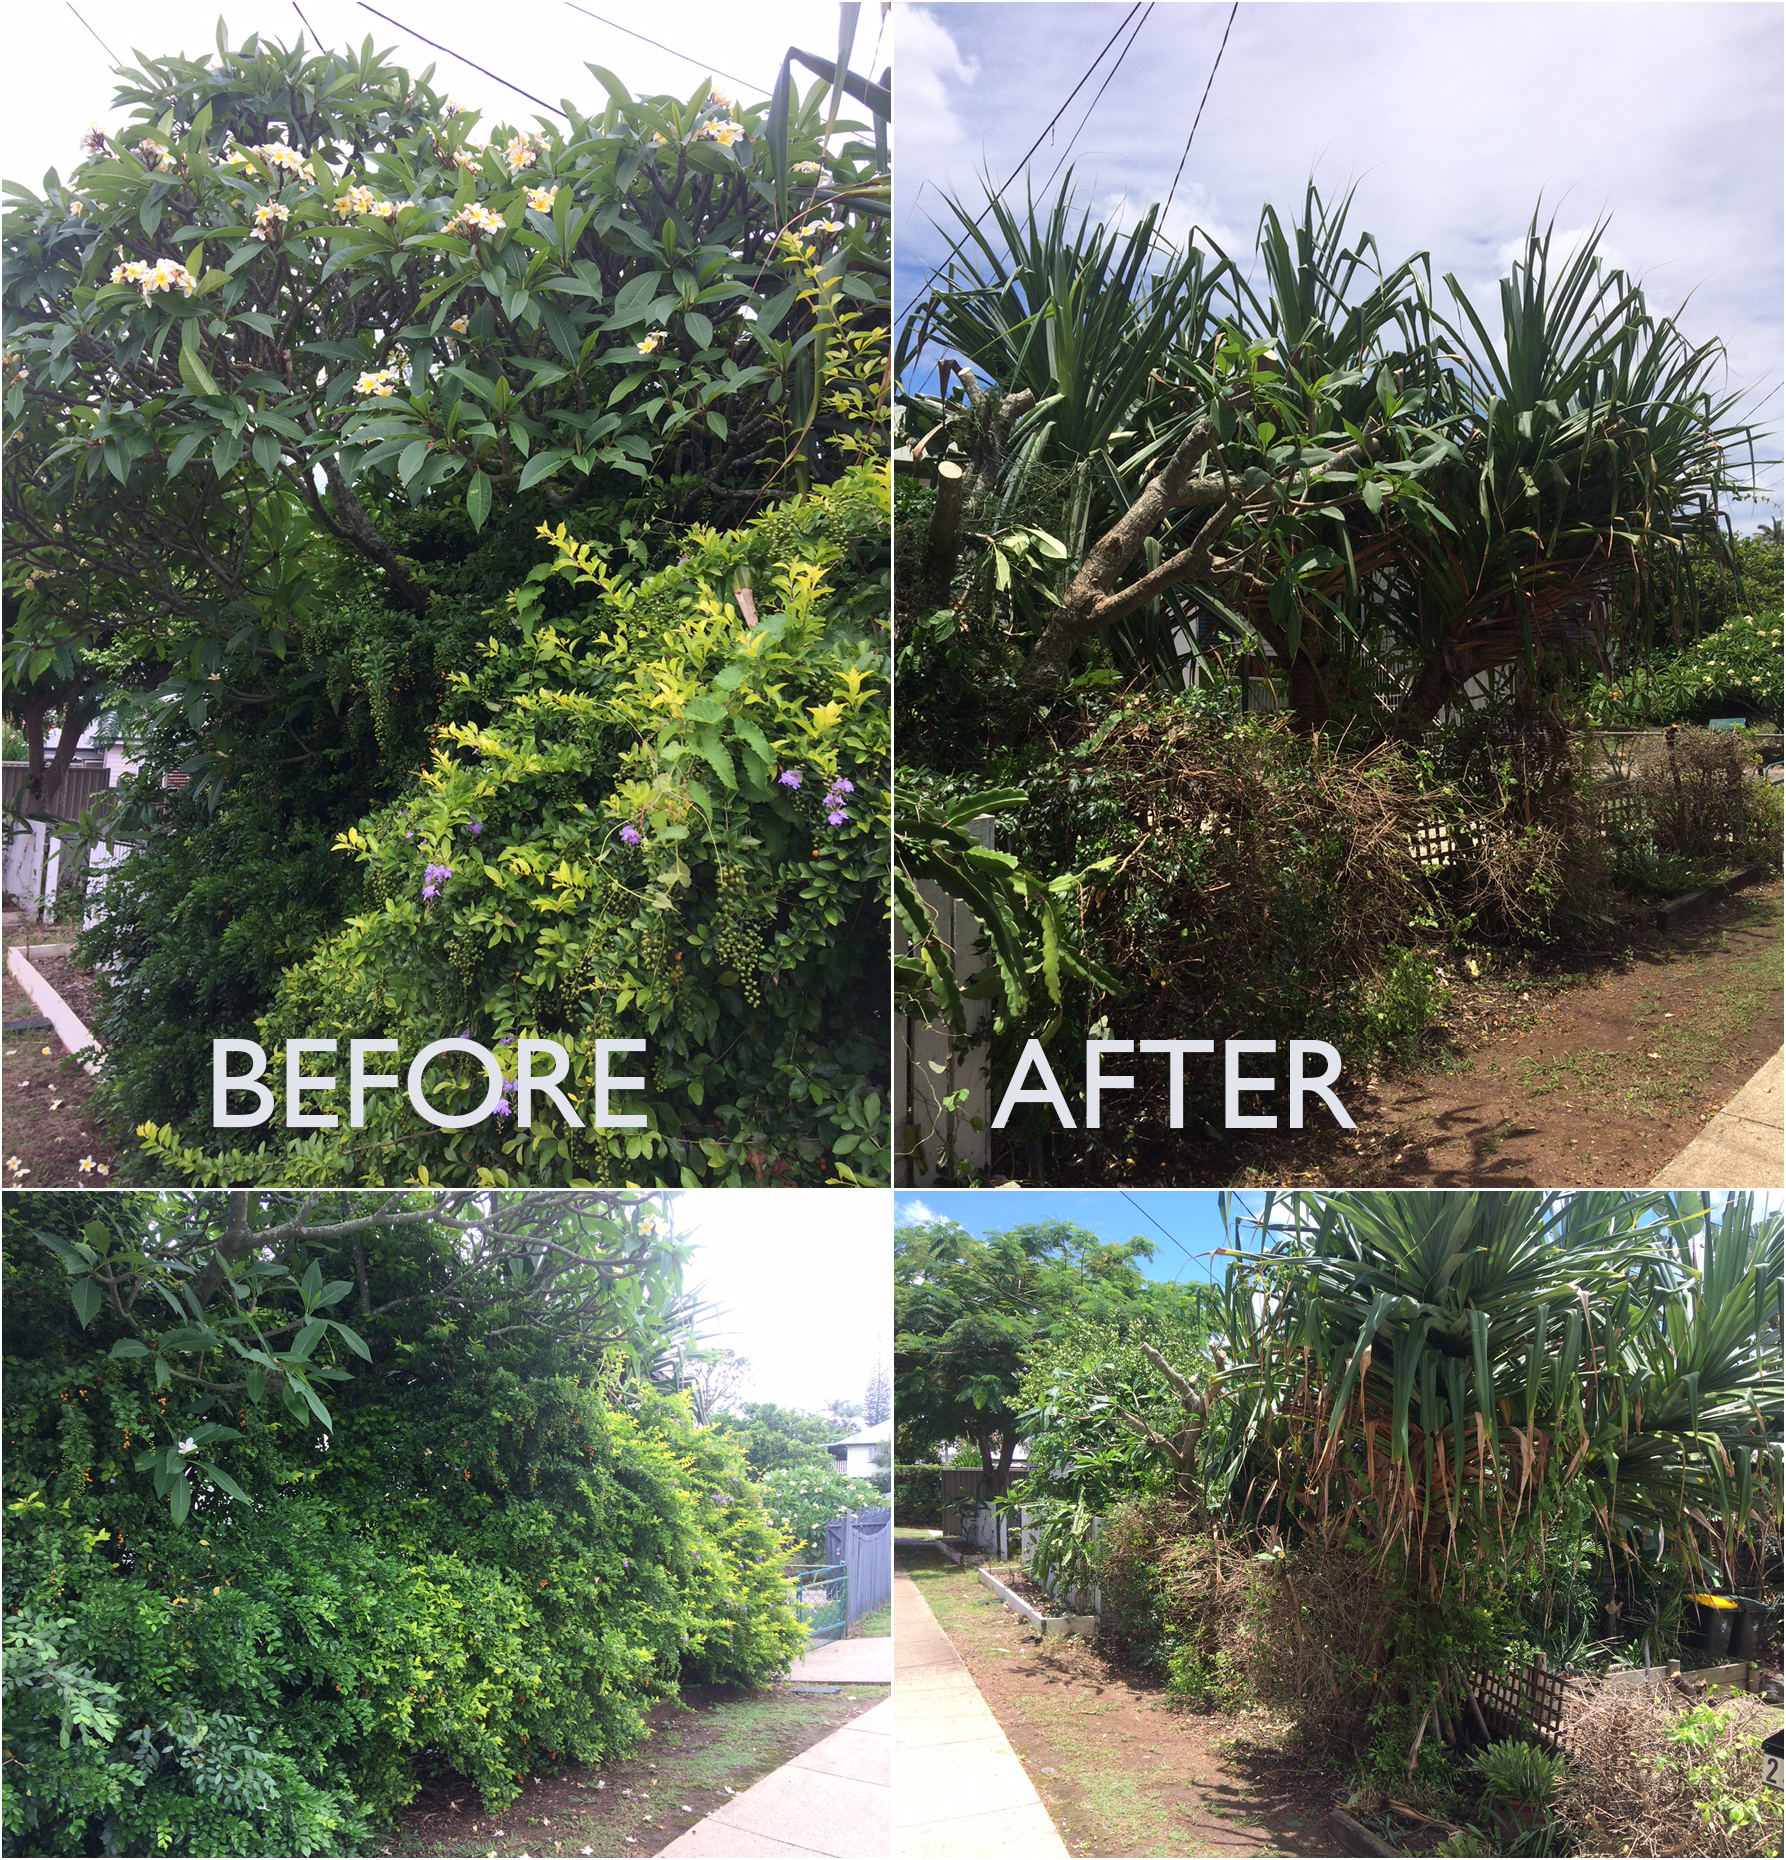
[1163,1,1238,224]
[1118,1190,1201,1272]
[292,2,323,50]
[1036,3,1152,202]
[564,3,767,96]
[356,3,567,116]
[894,4,1144,329]
[67,2,119,67]
[985,3,1141,223]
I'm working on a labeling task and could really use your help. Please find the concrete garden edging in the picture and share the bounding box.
[975,1563,1097,1640]
[6,943,101,1075]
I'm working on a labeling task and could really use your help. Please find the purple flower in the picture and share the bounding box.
[464,819,483,836]
[403,829,414,839]
[777,768,802,789]
[827,809,849,826]
[422,884,440,901]
[620,824,642,846]
[829,779,854,796]
[490,1093,513,1120]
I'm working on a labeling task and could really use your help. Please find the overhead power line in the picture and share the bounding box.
[67,2,119,67]
[357,2,568,116]
[1119,1190,1201,1271]
[564,3,768,96]
[1036,3,1153,202]
[1163,1,1239,224]
[895,4,1145,327]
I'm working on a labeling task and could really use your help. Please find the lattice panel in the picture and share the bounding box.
[1408,816,1466,873]
[1471,1659,1585,1756]
[1598,791,1652,840]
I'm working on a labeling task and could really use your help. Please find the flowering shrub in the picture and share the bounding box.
[759,1464,887,1559]
[135,466,890,1187]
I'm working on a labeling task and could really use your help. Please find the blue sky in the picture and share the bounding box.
[893,1188,1783,1285]
[893,1188,1263,1282]
[898,1,1784,526]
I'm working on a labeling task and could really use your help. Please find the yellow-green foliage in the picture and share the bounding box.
[136,466,889,1187]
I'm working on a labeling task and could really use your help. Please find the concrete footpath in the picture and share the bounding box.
[1652,1047,1784,1189]
[789,1637,894,1685]
[892,1562,1067,1858]
[661,1694,891,1857]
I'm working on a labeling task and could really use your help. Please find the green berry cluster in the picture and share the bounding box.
[712,864,774,1007]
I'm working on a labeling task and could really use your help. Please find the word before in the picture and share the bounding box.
[212,1038,647,1129]
[991,1039,1358,1131]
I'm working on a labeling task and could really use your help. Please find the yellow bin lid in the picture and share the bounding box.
[1688,1592,1738,1609]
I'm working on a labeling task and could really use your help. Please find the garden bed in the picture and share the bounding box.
[1,969,119,1185]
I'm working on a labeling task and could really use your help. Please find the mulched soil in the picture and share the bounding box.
[902,1544,1346,1859]
[24,944,106,1030]
[2,968,120,1187]
[384,1682,883,1860]
[1012,878,1783,1188]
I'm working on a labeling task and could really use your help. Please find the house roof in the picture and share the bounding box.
[825,1417,892,1450]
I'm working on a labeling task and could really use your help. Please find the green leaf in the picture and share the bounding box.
[197,1460,250,1504]
[517,448,568,492]
[251,428,281,478]
[301,1259,323,1306]
[168,1473,192,1525]
[178,345,221,398]
[108,1338,151,1358]
[398,438,432,485]
[684,310,713,348]
[466,468,492,530]
[69,1278,103,1329]
[166,426,208,478]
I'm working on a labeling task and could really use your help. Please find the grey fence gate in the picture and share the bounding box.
[823,1505,892,1625]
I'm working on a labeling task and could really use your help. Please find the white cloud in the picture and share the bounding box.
[896,6,980,160]
[897,1197,943,1225]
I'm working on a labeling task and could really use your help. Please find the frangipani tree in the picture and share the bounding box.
[3,19,889,791]
[1206,1191,1783,1591]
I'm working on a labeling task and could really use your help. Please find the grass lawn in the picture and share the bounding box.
[387,1682,884,1858]
[851,1603,891,1637]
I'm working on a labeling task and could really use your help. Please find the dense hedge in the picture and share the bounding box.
[1,1218,803,1855]
[892,1463,946,1525]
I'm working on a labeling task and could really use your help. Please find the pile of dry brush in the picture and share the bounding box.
[1556,1681,1779,1859]
[1095,1496,1781,1856]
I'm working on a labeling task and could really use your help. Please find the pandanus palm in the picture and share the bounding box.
[1206,1191,1782,1586]
[899,180,1763,728]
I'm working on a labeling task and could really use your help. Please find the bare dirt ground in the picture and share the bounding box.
[386,1681,883,1859]
[1250,880,1784,1188]
[2,968,119,1186]
[1040,879,1783,1188]
[902,1543,1346,1860]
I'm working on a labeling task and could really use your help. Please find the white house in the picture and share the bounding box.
[826,1418,892,1480]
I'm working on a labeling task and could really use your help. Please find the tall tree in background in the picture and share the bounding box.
[894,1219,1153,1492]
[864,1346,891,1426]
